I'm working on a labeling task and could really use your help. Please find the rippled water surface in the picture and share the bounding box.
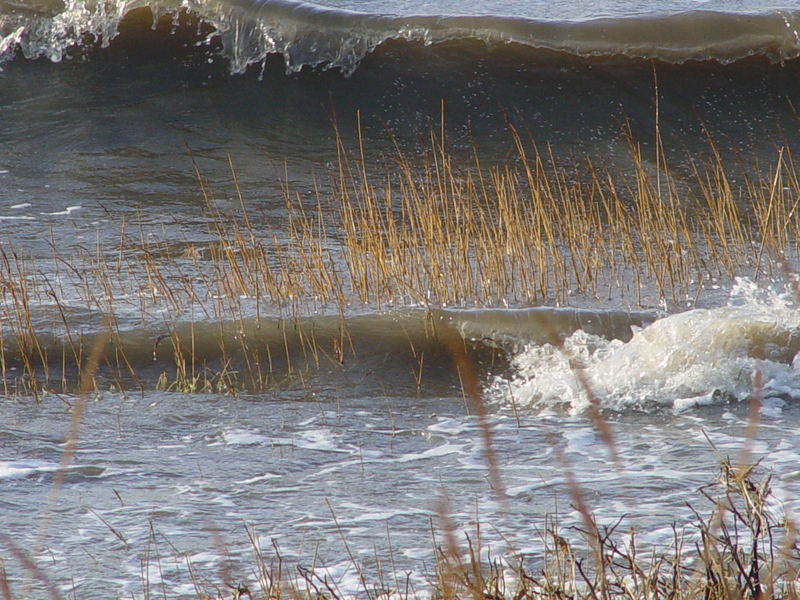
[6,387,800,598]
[3,0,800,597]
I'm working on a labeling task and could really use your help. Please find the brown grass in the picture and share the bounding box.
[1,129,800,395]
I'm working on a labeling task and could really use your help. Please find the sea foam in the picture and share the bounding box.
[491,279,800,413]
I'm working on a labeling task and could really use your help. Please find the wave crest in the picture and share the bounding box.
[490,281,800,413]
[2,0,799,75]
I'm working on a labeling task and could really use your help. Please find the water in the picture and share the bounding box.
[7,383,800,597]
[3,0,800,597]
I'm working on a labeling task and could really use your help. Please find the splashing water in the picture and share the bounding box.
[490,279,800,414]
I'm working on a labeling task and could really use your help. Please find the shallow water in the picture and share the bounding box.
[3,0,800,597]
[5,386,800,598]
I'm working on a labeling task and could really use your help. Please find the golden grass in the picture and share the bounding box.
[183,125,800,311]
[1,128,800,394]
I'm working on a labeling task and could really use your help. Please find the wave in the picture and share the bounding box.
[491,281,800,413]
[5,284,800,412]
[1,305,659,393]
[2,0,799,75]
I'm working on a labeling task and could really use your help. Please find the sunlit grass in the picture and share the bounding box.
[1,129,800,394]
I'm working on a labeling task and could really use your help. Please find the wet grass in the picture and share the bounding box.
[2,128,800,395]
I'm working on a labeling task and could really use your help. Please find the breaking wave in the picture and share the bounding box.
[490,280,800,413]
[2,0,799,75]
[1,304,658,393]
[12,283,800,415]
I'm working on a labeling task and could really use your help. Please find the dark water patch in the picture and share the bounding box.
[3,4,800,197]
[2,3,800,247]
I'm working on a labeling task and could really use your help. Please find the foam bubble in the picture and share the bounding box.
[219,428,269,445]
[40,205,81,216]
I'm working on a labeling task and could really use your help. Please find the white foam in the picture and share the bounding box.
[427,417,476,435]
[391,442,463,463]
[237,472,281,484]
[334,504,428,524]
[0,459,59,479]
[41,205,81,216]
[295,428,342,451]
[220,428,269,446]
[0,26,24,59]
[492,279,800,413]
[294,561,364,597]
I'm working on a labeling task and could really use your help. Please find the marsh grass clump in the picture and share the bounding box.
[438,465,792,600]
[328,128,800,309]
[521,460,796,600]
[2,129,800,394]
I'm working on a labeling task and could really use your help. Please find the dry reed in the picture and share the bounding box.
[0,129,799,393]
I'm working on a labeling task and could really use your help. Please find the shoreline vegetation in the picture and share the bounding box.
[2,126,800,598]
[2,127,800,394]
[4,450,798,600]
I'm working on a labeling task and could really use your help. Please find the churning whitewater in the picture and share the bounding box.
[491,280,800,413]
